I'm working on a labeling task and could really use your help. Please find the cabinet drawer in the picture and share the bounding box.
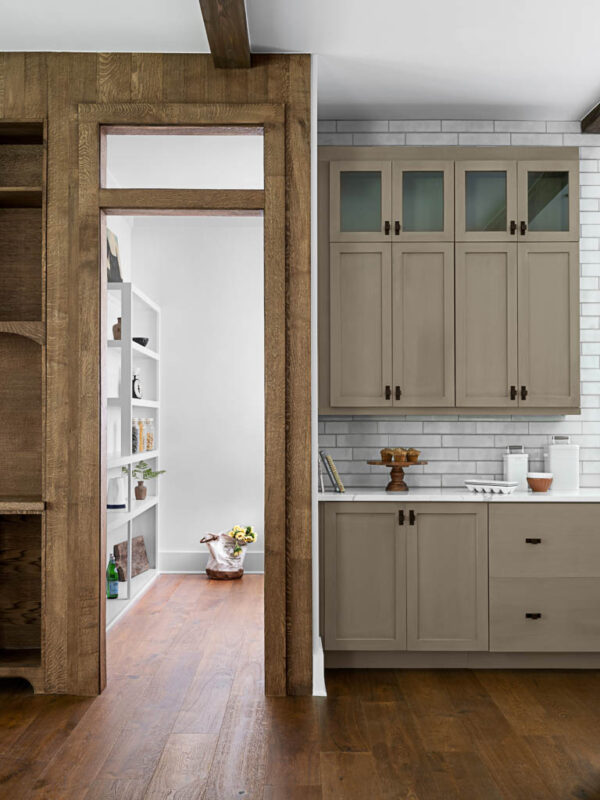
[490,578,600,652]
[490,504,600,578]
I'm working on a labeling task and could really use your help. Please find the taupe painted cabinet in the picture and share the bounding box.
[322,148,580,414]
[322,502,487,651]
[330,242,454,407]
[406,503,488,651]
[323,503,406,650]
[489,504,600,652]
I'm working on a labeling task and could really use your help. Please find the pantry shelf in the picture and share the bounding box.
[107,495,158,533]
[108,450,160,469]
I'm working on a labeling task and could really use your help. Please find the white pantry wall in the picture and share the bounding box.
[131,215,265,572]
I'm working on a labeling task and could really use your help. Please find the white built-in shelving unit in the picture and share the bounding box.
[106,282,161,628]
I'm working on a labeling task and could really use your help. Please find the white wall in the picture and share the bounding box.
[131,215,265,572]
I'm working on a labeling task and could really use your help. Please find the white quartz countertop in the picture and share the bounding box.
[318,487,600,503]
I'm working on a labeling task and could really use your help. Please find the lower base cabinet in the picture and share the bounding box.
[321,501,600,656]
[407,503,488,651]
[322,502,487,652]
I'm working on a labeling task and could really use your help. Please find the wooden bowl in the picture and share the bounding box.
[527,473,553,493]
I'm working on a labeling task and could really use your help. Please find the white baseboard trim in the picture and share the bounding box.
[325,650,600,669]
[159,550,264,574]
[313,635,327,696]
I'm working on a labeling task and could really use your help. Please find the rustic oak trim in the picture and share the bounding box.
[2,53,311,697]
[0,321,45,344]
[198,0,251,69]
[98,188,265,210]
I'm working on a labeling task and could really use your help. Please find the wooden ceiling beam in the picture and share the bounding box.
[199,0,251,69]
[582,103,600,133]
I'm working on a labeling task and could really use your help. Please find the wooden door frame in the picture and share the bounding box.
[78,101,304,696]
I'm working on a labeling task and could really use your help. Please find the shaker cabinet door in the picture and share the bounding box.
[406,503,488,651]
[517,242,579,408]
[455,243,519,407]
[330,243,393,407]
[455,161,518,242]
[517,161,579,242]
[391,160,454,241]
[330,161,392,242]
[392,243,454,406]
[323,503,406,651]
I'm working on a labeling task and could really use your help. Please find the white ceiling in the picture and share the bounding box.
[2,0,600,121]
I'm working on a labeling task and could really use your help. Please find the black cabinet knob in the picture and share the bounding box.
[525,612,542,620]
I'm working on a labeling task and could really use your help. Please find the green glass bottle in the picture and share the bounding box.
[106,554,119,599]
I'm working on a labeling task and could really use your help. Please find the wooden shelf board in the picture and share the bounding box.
[0,648,41,668]
[132,399,160,408]
[0,187,43,208]
[0,321,45,344]
[0,497,45,514]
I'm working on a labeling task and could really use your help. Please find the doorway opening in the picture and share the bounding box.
[100,126,265,680]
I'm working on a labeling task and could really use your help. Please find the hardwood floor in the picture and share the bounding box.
[1,574,600,798]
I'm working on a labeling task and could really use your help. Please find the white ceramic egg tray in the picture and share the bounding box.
[464,479,519,495]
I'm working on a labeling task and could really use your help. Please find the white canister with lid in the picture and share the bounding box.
[503,445,529,492]
[545,435,579,492]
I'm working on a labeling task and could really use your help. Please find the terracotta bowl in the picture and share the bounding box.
[527,472,553,493]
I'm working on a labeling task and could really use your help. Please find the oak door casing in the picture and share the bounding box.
[518,242,579,408]
[406,503,488,651]
[455,243,518,407]
[517,160,579,242]
[329,160,392,243]
[323,502,406,651]
[391,160,454,242]
[455,160,518,242]
[330,242,393,407]
[391,243,454,406]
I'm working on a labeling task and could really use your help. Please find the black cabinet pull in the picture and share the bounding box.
[510,385,517,400]
[409,509,416,526]
[520,220,527,236]
[398,509,404,526]
[525,612,542,620]
[385,385,391,400]
[510,220,517,235]
[525,537,542,544]
[395,385,401,401]
[394,220,401,235]
[384,220,391,235]
[521,385,528,401]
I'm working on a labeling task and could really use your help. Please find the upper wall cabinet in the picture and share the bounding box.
[455,161,518,242]
[330,161,392,242]
[330,160,454,242]
[456,159,579,242]
[518,161,578,242]
[391,161,454,241]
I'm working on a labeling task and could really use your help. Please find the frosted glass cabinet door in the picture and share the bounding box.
[330,161,392,242]
[455,161,518,241]
[392,161,454,241]
[517,161,578,242]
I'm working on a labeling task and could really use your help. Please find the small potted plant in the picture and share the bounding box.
[132,460,166,500]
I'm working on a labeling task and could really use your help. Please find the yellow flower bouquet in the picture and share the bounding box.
[227,524,257,556]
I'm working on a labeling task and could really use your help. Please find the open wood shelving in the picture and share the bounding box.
[0,121,46,692]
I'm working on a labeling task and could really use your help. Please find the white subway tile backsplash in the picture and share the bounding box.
[405,133,458,145]
[389,120,441,132]
[318,117,599,488]
[494,121,546,132]
[337,120,389,132]
[353,133,406,146]
[442,120,493,132]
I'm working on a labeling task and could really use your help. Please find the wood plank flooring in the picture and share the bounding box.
[1,574,600,798]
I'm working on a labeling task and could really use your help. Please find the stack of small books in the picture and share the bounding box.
[319,451,345,493]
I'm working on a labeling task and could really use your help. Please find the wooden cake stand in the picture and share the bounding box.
[367,460,428,492]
